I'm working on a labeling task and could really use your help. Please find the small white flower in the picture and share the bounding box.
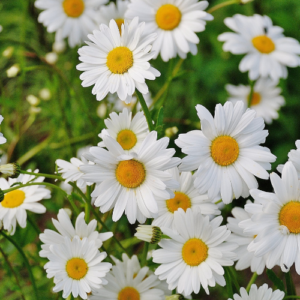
[26,95,40,106]
[39,88,51,101]
[45,52,58,64]
[135,225,162,244]
[6,64,20,78]
[2,46,14,58]
[0,163,20,177]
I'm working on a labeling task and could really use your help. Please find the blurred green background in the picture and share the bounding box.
[0,0,300,299]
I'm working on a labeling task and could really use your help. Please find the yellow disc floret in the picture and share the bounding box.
[182,238,208,267]
[116,160,146,188]
[107,47,133,74]
[66,258,88,280]
[211,136,239,166]
[118,287,140,300]
[117,130,137,150]
[279,201,300,234]
[115,18,125,33]
[156,4,182,31]
[2,190,26,208]
[63,0,85,18]
[252,35,275,54]
[249,92,261,106]
[166,191,192,213]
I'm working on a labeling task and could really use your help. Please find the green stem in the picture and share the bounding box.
[27,215,41,235]
[141,242,149,266]
[85,186,91,223]
[20,170,63,180]
[285,271,296,296]
[135,90,154,131]
[247,80,255,108]
[67,194,81,216]
[207,0,239,14]
[0,231,39,300]
[246,272,258,292]
[0,246,26,300]
[215,199,222,204]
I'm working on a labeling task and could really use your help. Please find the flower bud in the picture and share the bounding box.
[6,64,20,78]
[0,163,21,178]
[26,95,40,106]
[135,225,162,244]
[39,88,51,101]
[45,52,58,64]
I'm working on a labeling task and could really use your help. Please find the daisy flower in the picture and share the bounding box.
[152,167,220,230]
[98,108,149,153]
[77,17,160,102]
[0,115,6,145]
[125,0,213,62]
[218,14,300,81]
[240,161,300,273]
[277,140,300,178]
[40,208,113,258]
[45,236,111,299]
[230,284,284,300]
[175,101,276,204]
[152,208,237,296]
[226,78,285,124]
[98,0,129,33]
[227,204,267,275]
[0,170,51,235]
[34,0,108,47]
[89,253,171,300]
[80,131,180,224]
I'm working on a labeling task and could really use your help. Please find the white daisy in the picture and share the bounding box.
[125,0,213,62]
[0,170,51,235]
[218,14,300,81]
[77,17,160,102]
[80,131,180,224]
[0,115,6,145]
[40,208,113,258]
[226,78,285,124]
[240,161,300,273]
[45,236,111,299]
[277,140,300,178]
[98,0,129,33]
[89,253,171,300]
[175,101,276,204]
[34,0,108,47]
[152,208,237,296]
[98,108,149,153]
[152,167,220,230]
[230,284,284,300]
[227,204,267,275]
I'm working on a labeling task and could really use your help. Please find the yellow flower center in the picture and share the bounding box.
[107,47,133,74]
[66,258,88,280]
[115,18,124,33]
[155,4,182,31]
[211,136,239,166]
[63,0,85,18]
[118,287,140,300]
[166,191,191,213]
[279,201,300,234]
[115,160,146,188]
[249,92,261,106]
[182,238,208,267]
[2,190,26,208]
[252,35,275,54]
[117,129,137,150]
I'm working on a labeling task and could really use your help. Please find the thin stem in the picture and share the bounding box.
[0,246,26,300]
[27,215,41,235]
[247,80,255,108]
[20,170,63,181]
[135,90,154,131]
[67,194,81,216]
[85,186,91,223]
[207,0,239,14]
[0,231,39,300]
[285,271,296,296]
[246,272,258,292]
[101,245,115,264]
[215,199,222,204]
[141,242,149,266]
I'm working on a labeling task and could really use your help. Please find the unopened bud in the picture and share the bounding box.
[6,64,20,78]
[26,95,40,106]
[97,103,107,118]
[166,295,185,300]
[0,163,21,178]
[39,88,51,101]
[135,225,162,244]
[45,52,58,65]
[3,46,14,58]
[53,40,66,53]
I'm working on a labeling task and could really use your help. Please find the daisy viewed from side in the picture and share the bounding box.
[226,78,285,124]
[45,236,111,299]
[35,0,108,47]
[80,131,180,224]
[175,101,276,204]
[227,204,267,275]
[125,0,213,62]
[0,170,51,235]
[40,208,113,258]
[218,14,300,81]
[89,253,170,300]
[152,167,220,230]
[240,161,300,273]
[77,17,160,102]
[152,208,237,296]
[0,115,6,145]
[98,108,149,153]
[230,284,284,300]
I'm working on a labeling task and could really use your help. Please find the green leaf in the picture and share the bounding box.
[266,269,285,292]
[224,267,234,298]
[155,107,164,127]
